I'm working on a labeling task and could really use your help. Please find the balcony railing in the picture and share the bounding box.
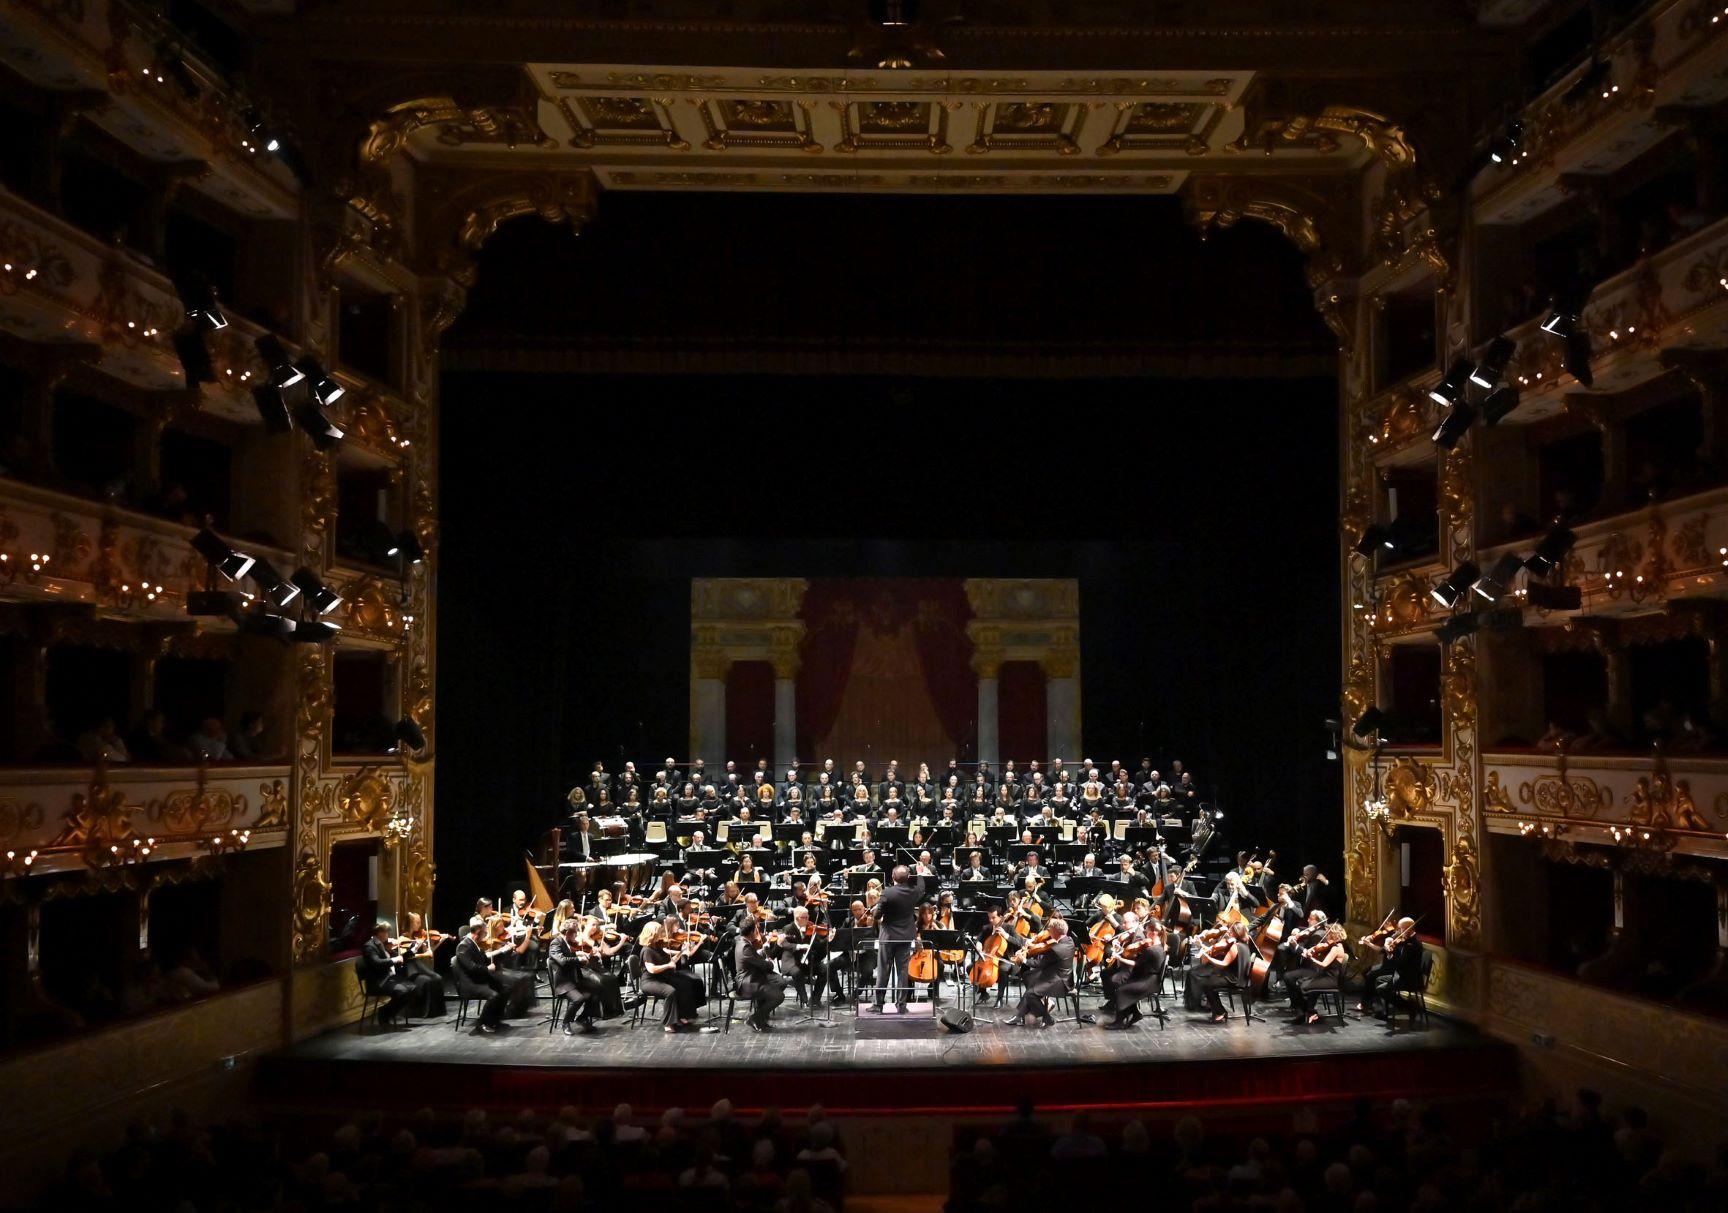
[1482,744,1728,859]
[0,760,289,876]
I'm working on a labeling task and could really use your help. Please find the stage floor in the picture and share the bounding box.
[264,995,1516,1117]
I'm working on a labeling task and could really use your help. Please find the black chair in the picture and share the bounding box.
[353,968,408,1033]
[714,958,742,1033]
[451,972,496,1031]
[1120,958,1169,1029]
[1311,986,1348,1022]
[1392,951,1436,1026]
[627,952,666,1029]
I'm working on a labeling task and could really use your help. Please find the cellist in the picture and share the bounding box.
[971,906,1012,1008]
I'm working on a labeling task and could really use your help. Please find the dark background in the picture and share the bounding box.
[433,192,1343,922]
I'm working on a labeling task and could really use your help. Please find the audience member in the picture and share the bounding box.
[75,716,130,764]
[186,717,232,762]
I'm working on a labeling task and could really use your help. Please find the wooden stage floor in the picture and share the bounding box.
[264,996,1516,1118]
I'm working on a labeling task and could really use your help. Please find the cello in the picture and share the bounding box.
[970,928,1007,990]
[908,903,939,984]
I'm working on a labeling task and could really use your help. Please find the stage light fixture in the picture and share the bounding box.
[290,619,342,644]
[392,529,424,565]
[236,610,298,640]
[1353,524,1397,558]
[255,335,305,388]
[291,568,343,615]
[1524,525,1577,576]
[246,557,300,609]
[294,357,344,406]
[1352,707,1392,739]
[1428,357,1474,408]
[241,106,282,154]
[295,401,345,450]
[250,383,293,434]
[1563,328,1595,387]
[394,716,427,753]
[1525,583,1583,611]
[181,280,227,331]
[1432,403,1476,450]
[173,329,215,385]
[1472,552,1526,601]
[870,0,918,25]
[191,527,255,583]
[1482,385,1520,425]
[1541,282,1591,339]
[1470,336,1517,389]
[1430,561,1481,609]
[188,589,244,618]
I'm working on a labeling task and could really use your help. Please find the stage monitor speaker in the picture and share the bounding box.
[939,1008,974,1034]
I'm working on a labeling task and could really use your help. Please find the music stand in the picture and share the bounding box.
[916,928,968,1017]
[873,825,911,851]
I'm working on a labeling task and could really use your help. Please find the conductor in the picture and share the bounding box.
[870,863,929,1014]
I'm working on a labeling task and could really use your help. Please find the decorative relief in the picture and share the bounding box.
[834,100,952,154]
[0,220,76,296]
[1383,756,1438,818]
[964,578,1080,622]
[1225,106,1415,170]
[257,780,288,829]
[338,769,395,832]
[691,578,810,621]
[1628,771,1710,831]
[694,98,818,152]
[144,773,245,837]
[291,853,331,965]
[966,101,1085,156]
[1516,766,1610,819]
[1443,833,1482,950]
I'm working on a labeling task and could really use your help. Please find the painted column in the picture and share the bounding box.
[973,651,1000,768]
[773,651,798,776]
[1043,645,1081,767]
[691,652,728,768]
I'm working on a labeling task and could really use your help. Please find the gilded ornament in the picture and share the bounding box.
[1383,756,1437,818]
[338,769,396,833]
[1344,827,1376,925]
[0,797,45,845]
[1443,833,1482,951]
[257,780,288,829]
[1672,515,1709,569]
[291,853,331,965]
[50,771,134,851]
[1483,770,1516,814]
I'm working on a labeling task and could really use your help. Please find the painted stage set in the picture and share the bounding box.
[264,1001,1514,1119]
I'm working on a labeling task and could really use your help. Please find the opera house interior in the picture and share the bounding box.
[2,1,1728,1210]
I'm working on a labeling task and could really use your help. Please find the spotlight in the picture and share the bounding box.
[255,335,306,389]
[236,610,298,640]
[294,357,344,406]
[1563,328,1594,387]
[295,402,345,450]
[191,527,255,583]
[1437,613,1481,644]
[1428,357,1474,408]
[1540,283,1590,339]
[1431,560,1482,609]
[1525,583,1583,611]
[1352,707,1392,739]
[290,568,343,615]
[173,330,215,385]
[290,619,342,644]
[188,589,244,618]
[247,557,300,609]
[392,529,424,565]
[394,716,427,753]
[1524,525,1577,576]
[1470,336,1517,389]
[869,0,919,25]
[181,280,227,331]
[1432,403,1477,450]
[251,383,293,434]
[1482,385,1521,425]
[1472,552,1526,601]
[1354,524,1397,558]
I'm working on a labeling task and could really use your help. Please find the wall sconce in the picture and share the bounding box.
[116,581,166,610]
[92,835,156,868]
[23,551,51,584]
[1517,820,1568,840]
[381,810,414,849]
[205,827,251,857]
[3,847,38,877]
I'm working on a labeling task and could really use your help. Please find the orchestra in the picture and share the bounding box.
[406,753,1432,1042]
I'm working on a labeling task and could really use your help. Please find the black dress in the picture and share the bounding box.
[1112,942,1166,1013]
[641,943,706,1024]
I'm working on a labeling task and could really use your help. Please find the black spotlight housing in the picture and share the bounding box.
[1431,561,1482,609]
[236,611,298,640]
[1352,707,1393,739]
[250,383,293,434]
[1437,613,1482,644]
[1526,583,1583,611]
[290,619,342,644]
[1563,328,1595,387]
[1472,552,1526,602]
[294,357,344,406]
[181,279,227,331]
[247,557,300,609]
[188,589,244,618]
[394,715,427,753]
[290,567,343,615]
[1541,281,1591,340]
[255,335,305,388]
[1428,357,1474,408]
[191,527,255,583]
[295,402,345,450]
[1432,403,1477,450]
[1470,336,1517,389]
[1354,524,1396,558]
[1524,525,1577,577]
[173,329,215,385]
[1482,385,1521,425]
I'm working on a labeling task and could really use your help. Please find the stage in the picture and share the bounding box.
[260,998,1516,1121]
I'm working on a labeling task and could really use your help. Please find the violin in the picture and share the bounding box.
[1357,910,1398,949]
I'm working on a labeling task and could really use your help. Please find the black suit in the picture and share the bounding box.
[359,937,415,1021]
[452,935,509,1029]
[1013,934,1075,1022]
[547,934,600,1027]
[735,935,788,1028]
[872,873,928,1010]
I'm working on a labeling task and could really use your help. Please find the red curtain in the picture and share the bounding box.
[998,659,1047,764]
[725,660,775,768]
[797,580,975,766]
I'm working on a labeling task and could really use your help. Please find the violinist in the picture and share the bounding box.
[548,919,600,1036]
[913,850,938,879]
[778,904,829,1008]
[580,916,628,1017]
[736,916,789,1031]
[1358,915,1423,1019]
[452,920,512,1034]
[1104,913,1166,1029]
[1275,908,1328,985]
[548,898,579,938]
[640,919,707,1032]
[399,911,455,982]
[1286,922,1348,1025]
[1000,918,1073,1029]
[359,922,421,1024]
[1190,920,1255,1024]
